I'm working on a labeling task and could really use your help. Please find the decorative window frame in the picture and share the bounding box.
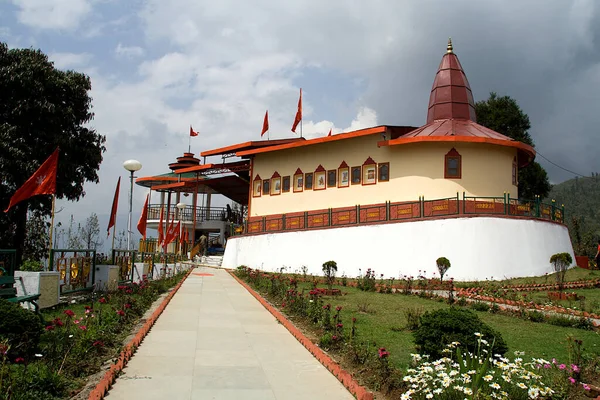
[512,156,518,186]
[282,176,291,192]
[262,179,270,195]
[252,174,262,197]
[314,164,326,191]
[378,162,390,182]
[351,166,361,185]
[338,161,349,188]
[327,169,337,188]
[293,168,304,193]
[362,156,377,186]
[271,171,281,195]
[444,148,462,179]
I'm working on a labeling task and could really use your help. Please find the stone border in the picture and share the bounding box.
[228,270,375,400]
[87,268,194,400]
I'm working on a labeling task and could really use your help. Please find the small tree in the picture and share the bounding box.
[436,257,451,283]
[550,252,573,292]
[322,260,338,290]
[78,212,102,250]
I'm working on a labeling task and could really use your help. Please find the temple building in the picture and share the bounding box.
[137,40,574,280]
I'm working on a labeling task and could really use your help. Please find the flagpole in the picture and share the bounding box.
[300,118,303,139]
[111,224,116,251]
[47,194,56,267]
[188,133,191,153]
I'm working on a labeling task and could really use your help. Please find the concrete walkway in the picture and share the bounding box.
[107,267,353,400]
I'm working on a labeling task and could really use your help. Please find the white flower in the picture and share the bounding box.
[483,374,493,381]
[517,382,527,389]
[474,332,482,337]
[35,353,43,357]
[68,334,74,338]
[490,382,501,389]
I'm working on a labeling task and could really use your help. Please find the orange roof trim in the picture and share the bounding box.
[201,138,305,157]
[236,126,388,157]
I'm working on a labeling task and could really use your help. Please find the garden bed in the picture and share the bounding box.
[234,266,600,399]
[0,269,191,400]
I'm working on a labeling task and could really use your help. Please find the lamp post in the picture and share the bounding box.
[176,202,186,255]
[123,159,142,251]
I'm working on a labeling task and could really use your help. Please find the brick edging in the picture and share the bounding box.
[87,268,194,400]
[228,270,375,400]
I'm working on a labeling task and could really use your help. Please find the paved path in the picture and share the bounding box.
[107,267,353,400]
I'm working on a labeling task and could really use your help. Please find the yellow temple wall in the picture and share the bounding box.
[249,135,518,217]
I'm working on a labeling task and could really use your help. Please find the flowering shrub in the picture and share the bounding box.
[403,334,555,399]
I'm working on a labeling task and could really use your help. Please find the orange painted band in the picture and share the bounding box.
[228,270,375,400]
[87,269,194,400]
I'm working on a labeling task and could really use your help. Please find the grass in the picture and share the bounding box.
[294,283,600,368]
[455,267,600,288]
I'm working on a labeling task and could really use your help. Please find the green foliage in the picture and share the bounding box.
[413,307,508,360]
[22,211,49,263]
[357,268,377,291]
[475,92,551,200]
[0,42,106,264]
[550,252,573,291]
[550,177,600,256]
[435,257,451,282]
[0,362,70,400]
[19,260,43,272]
[322,260,337,290]
[470,301,490,312]
[0,299,43,360]
[403,307,424,331]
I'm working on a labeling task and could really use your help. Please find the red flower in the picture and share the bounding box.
[336,306,342,311]
[15,357,25,363]
[84,305,92,310]
[281,302,286,308]
[352,317,357,323]
[378,347,390,359]
[336,323,343,328]
[332,335,338,340]
[124,303,132,309]
[0,344,8,355]
[117,310,125,317]
[45,325,55,331]
[79,325,87,331]
[99,297,107,304]
[53,317,64,327]
[92,340,104,347]
[64,309,75,317]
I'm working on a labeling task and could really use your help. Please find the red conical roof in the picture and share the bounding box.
[426,39,476,123]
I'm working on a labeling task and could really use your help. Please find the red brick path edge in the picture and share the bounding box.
[87,268,194,400]
[228,270,375,400]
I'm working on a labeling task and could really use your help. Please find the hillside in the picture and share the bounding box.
[548,174,600,257]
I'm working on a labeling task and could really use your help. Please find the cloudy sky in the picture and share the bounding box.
[1,0,599,246]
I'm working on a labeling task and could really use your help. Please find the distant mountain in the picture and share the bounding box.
[548,174,600,256]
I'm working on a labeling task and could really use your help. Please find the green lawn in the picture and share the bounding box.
[524,288,600,314]
[303,283,600,368]
[455,267,600,288]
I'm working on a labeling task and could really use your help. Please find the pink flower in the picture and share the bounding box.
[74,319,80,325]
[559,364,566,370]
[583,383,591,391]
[45,325,55,331]
[92,340,104,347]
[336,306,342,311]
[571,364,580,373]
[568,377,576,384]
[378,348,390,359]
[79,325,87,331]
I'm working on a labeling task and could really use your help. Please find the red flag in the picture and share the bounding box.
[291,88,302,133]
[190,125,198,137]
[261,110,269,136]
[165,221,180,245]
[157,206,164,246]
[5,148,59,213]
[137,194,149,239]
[107,177,121,237]
[328,128,332,137]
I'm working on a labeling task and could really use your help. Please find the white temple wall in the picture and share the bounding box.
[223,217,574,281]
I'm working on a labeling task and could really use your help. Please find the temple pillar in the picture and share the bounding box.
[206,193,212,220]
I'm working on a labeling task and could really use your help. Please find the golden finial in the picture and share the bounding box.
[447,37,453,54]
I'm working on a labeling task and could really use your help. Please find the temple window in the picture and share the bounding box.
[293,168,303,192]
[351,166,361,184]
[444,148,461,179]
[327,170,337,187]
[263,179,270,195]
[338,161,349,188]
[314,165,326,190]
[378,162,390,182]
[305,173,313,190]
[253,175,262,197]
[282,176,290,192]
[362,157,377,185]
[512,157,518,186]
[271,172,281,195]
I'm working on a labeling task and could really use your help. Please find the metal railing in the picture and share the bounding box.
[146,204,242,224]
[240,192,566,236]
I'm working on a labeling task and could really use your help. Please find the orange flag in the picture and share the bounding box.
[137,194,149,239]
[261,110,269,136]
[190,125,198,137]
[328,128,332,137]
[157,206,165,246]
[5,148,59,212]
[165,221,181,245]
[107,177,121,237]
[291,88,302,133]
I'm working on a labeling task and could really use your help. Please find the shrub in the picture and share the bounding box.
[550,252,573,291]
[322,260,337,290]
[436,257,451,282]
[404,307,424,331]
[527,310,546,323]
[19,260,43,272]
[470,301,490,312]
[0,300,43,361]
[357,268,377,292]
[413,307,508,360]
[547,315,574,328]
